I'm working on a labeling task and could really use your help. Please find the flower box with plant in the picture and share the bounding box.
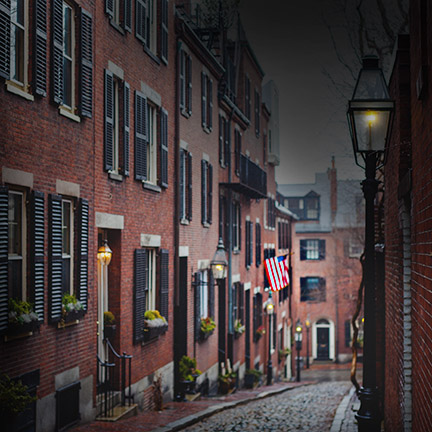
[8,298,39,336]
[255,325,266,341]
[179,355,201,395]
[244,368,263,389]
[143,310,168,341]
[234,319,245,338]
[103,311,116,340]
[278,347,291,361]
[200,317,216,340]
[218,370,237,394]
[0,374,36,426]
[61,293,84,324]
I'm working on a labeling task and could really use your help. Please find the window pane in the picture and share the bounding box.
[8,193,22,255]
[62,201,71,255]
[63,57,72,106]
[62,257,71,294]
[8,259,22,299]
[62,3,73,106]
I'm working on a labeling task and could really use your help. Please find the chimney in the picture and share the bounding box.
[328,157,337,223]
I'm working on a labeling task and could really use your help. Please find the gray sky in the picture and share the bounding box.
[239,0,364,184]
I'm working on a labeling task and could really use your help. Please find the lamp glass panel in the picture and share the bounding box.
[353,110,390,152]
[352,69,390,100]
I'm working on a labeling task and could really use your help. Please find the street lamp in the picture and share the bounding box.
[295,320,303,382]
[305,316,311,369]
[265,296,275,385]
[210,237,228,280]
[347,56,394,432]
[97,239,112,266]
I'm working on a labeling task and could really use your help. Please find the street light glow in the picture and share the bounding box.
[366,112,376,124]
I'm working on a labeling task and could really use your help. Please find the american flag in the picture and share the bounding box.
[264,255,290,292]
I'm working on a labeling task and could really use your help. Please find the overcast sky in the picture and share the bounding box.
[239,0,365,185]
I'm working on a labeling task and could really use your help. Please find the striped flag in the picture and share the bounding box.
[264,255,290,292]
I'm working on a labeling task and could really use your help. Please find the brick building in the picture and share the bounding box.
[278,160,363,365]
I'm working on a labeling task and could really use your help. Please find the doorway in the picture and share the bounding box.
[316,327,330,359]
[312,318,335,361]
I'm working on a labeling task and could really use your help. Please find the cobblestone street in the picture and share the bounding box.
[180,381,352,432]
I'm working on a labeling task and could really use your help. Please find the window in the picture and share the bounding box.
[233,282,244,326]
[254,89,260,137]
[180,149,192,221]
[105,0,132,32]
[300,277,326,302]
[201,160,213,226]
[49,194,89,323]
[134,90,168,187]
[10,0,27,87]
[287,194,320,221]
[232,201,241,251]
[180,50,192,115]
[219,115,230,167]
[133,248,169,343]
[348,238,363,258]
[136,0,157,53]
[201,72,213,131]
[105,70,130,177]
[266,198,276,229]
[8,190,26,300]
[244,75,251,119]
[62,2,74,108]
[255,223,261,267]
[300,239,325,260]
[219,195,228,248]
[305,196,319,220]
[193,269,215,341]
[199,270,208,318]
[245,220,253,268]
[234,129,241,177]
[278,221,290,250]
[263,248,275,290]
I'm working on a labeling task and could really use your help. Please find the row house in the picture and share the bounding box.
[278,159,364,366]
[0,0,293,430]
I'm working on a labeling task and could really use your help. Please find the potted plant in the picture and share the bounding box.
[244,368,263,389]
[200,317,216,340]
[61,293,84,325]
[255,325,266,341]
[278,347,291,362]
[0,374,36,427]
[143,310,168,341]
[8,298,39,336]
[179,355,201,395]
[218,370,237,394]
[234,319,245,338]
[103,311,116,340]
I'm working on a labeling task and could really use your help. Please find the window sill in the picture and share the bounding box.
[181,109,191,119]
[109,172,123,182]
[59,106,81,123]
[143,46,161,65]
[203,126,212,134]
[180,218,190,225]
[4,321,40,342]
[202,222,210,228]
[6,81,34,101]
[233,249,240,255]
[143,181,161,193]
[109,19,125,35]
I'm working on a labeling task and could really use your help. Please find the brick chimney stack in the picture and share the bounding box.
[328,156,337,223]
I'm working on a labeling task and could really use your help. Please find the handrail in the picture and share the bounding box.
[96,355,115,418]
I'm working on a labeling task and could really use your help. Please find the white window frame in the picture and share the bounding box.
[145,248,157,311]
[146,103,158,184]
[8,190,27,300]
[61,1,75,110]
[62,198,74,294]
[180,149,187,220]
[146,0,157,53]
[199,270,208,318]
[9,0,28,88]
[113,0,121,26]
[305,239,319,260]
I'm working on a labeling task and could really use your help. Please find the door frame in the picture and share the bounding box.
[312,318,335,360]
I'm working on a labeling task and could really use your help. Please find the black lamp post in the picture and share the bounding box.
[295,320,303,382]
[265,296,275,385]
[305,316,311,369]
[347,56,394,432]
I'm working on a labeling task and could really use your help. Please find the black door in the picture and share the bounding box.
[245,290,250,370]
[218,279,226,367]
[317,327,330,359]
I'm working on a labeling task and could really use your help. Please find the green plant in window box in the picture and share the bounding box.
[218,370,237,394]
[103,311,116,340]
[0,374,36,424]
[278,347,291,360]
[200,317,216,340]
[61,293,84,325]
[234,319,245,336]
[179,355,202,395]
[255,325,266,340]
[8,299,39,335]
[143,310,168,340]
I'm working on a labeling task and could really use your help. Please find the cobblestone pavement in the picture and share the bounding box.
[180,381,352,432]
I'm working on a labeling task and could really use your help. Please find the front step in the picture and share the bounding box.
[96,403,138,422]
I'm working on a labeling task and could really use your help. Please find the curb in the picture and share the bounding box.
[330,386,356,432]
[150,382,315,432]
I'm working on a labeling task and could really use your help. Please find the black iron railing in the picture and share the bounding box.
[96,355,115,418]
[239,154,267,198]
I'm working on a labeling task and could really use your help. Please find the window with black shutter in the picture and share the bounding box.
[232,201,241,251]
[254,89,260,137]
[135,90,148,180]
[300,277,326,302]
[233,283,244,326]
[201,160,212,226]
[180,149,192,221]
[159,0,168,63]
[180,50,192,115]
[255,223,261,267]
[34,0,47,96]
[160,108,168,188]
[80,9,93,118]
[234,129,241,177]
[253,293,263,342]
[106,0,131,32]
[134,248,147,343]
[300,239,325,260]
[159,249,169,320]
[245,220,253,268]
[201,72,213,132]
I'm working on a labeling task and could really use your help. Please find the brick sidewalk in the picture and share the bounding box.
[72,380,315,432]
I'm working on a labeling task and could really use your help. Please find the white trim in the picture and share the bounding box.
[256,217,260,223]
[202,152,210,162]
[108,60,124,80]
[278,323,282,331]
[244,282,251,291]
[254,286,261,294]
[245,215,250,221]
[312,318,335,361]
[59,106,81,122]
[180,139,189,150]
[56,180,80,197]
[5,82,34,100]
[141,81,162,106]
[95,212,124,229]
[232,273,241,283]
[141,234,161,248]
[179,246,189,257]
[198,259,210,270]
[282,310,286,318]
[2,167,33,188]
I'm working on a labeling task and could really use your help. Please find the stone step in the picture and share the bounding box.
[96,403,138,422]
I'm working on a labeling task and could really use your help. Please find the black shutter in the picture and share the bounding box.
[187,55,192,114]
[208,163,213,224]
[319,277,326,302]
[300,240,306,260]
[256,223,261,267]
[49,194,63,322]
[201,160,206,225]
[0,186,8,332]
[209,271,215,319]
[238,205,241,250]
[159,249,169,320]
[105,0,114,18]
[0,0,10,79]
[160,108,168,188]
[272,312,277,348]
[30,191,45,322]
[232,283,238,321]
[123,81,130,176]
[252,295,257,341]
[264,249,269,289]
[194,272,201,340]
[345,320,351,347]
[245,221,249,267]
[134,249,147,343]
[179,50,185,109]
[239,284,244,323]
[34,0,47,96]
[319,240,326,260]
[51,0,63,104]
[201,72,206,127]
[160,0,168,63]
[80,9,93,118]
[104,69,114,171]
[135,91,148,181]
[124,0,132,32]
[76,199,89,311]
[187,153,193,221]
[179,150,185,219]
[225,120,230,167]
[208,79,213,130]
[249,222,253,267]
[136,0,146,44]
[219,116,223,165]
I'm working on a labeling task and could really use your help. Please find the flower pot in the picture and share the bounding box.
[143,324,168,341]
[63,309,85,323]
[199,329,214,341]
[7,320,39,337]
[244,373,256,389]
[103,324,116,340]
